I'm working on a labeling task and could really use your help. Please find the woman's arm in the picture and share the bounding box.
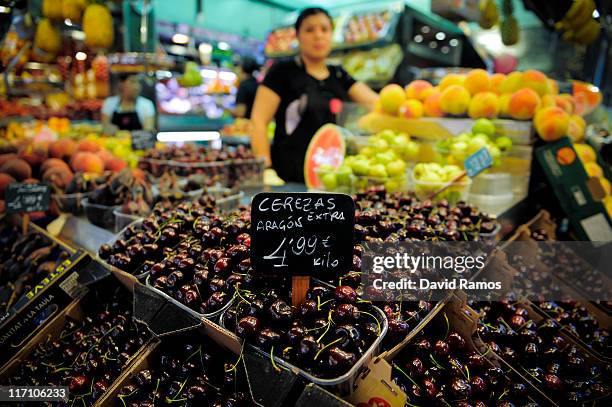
[250,85,281,167]
[142,116,156,132]
[348,82,379,110]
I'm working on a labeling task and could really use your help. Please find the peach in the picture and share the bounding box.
[420,86,438,101]
[499,71,524,94]
[76,139,101,153]
[439,85,471,116]
[19,143,48,167]
[464,69,491,95]
[0,158,32,181]
[574,143,596,163]
[41,158,71,174]
[548,79,559,95]
[70,152,104,174]
[534,106,569,141]
[0,173,16,199]
[522,69,550,96]
[0,153,18,167]
[508,88,541,120]
[105,157,127,172]
[423,90,444,117]
[498,94,512,117]
[568,114,586,142]
[405,80,433,101]
[490,73,506,94]
[439,74,465,91]
[49,138,77,159]
[398,99,424,119]
[584,162,603,178]
[557,94,575,114]
[468,92,500,119]
[97,149,114,164]
[379,84,406,115]
[43,166,74,190]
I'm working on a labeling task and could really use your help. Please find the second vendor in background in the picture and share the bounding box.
[102,73,156,132]
[250,7,378,183]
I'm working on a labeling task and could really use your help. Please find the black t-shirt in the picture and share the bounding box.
[235,76,258,118]
[262,59,356,182]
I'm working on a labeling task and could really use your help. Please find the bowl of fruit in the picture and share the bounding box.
[437,119,513,166]
[412,163,472,205]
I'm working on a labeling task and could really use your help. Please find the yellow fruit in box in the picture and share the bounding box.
[83,4,114,49]
[604,196,612,217]
[584,162,603,178]
[599,177,611,195]
[43,0,63,20]
[574,143,596,163]
[35,19,61,56]
[63,0,87,22]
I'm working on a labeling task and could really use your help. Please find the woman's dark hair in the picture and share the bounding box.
[295,7,333,32]
[117,73,137,83]
[241,57,259,76]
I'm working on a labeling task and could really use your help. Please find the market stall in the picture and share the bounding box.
[0,1,611,406]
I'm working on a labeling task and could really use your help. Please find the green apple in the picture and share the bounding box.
[391,133,410,149]
[495,136,513,151]
[321,172,338,190]
[351,159,370,176]
[385,178,401,192]
[368,163,387,178]
[450,141,468,159]
[467,137,488,155]
[419,172,443,184]
[318,164,335,174]
[455,133,471,144]
[386,160,406,177]
[378,129,396,144]
[413,163,426,180]
[375,151,395,165]
[336,165,353,186]
[400,141,419,161]
[372,138,390,152]
[443,165,463,181]
[360,146,376,157]
[472,118,496,137]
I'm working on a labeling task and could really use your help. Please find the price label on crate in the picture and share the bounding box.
[5,183,51,214]
[131,130,157,151]
[464,147,493,178]
[251,192,355,277]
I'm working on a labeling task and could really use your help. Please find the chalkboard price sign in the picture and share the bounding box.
[5,183,51,214]
[131,130,157,151]
[251,192,355,277]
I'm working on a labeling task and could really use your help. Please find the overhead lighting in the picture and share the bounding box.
[199,42,213,53]
[414,34,423,43]
[218,41,230,51]
[157,132,221,142]
[75,52,87,61]
[0,6,11,13]
[172,33,190,44]
[435,32,446,41]
[64,18,73,26]
[593,9,600,18]
[449,39,459,47]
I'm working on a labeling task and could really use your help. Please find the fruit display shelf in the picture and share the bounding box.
[0,278,154,406]
[378,295,552,406]
[137,144,264,190]
[220,283,388,396]
[0,221,79,315]
[472,299,611,405]
[101,331,258,407]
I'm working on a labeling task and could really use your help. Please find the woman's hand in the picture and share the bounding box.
[250,85,281,167]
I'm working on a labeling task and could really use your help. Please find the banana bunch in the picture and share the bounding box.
[479,0,500,29]
[556,0,601,45]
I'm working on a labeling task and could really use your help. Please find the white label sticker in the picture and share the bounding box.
[580,213,612,242]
